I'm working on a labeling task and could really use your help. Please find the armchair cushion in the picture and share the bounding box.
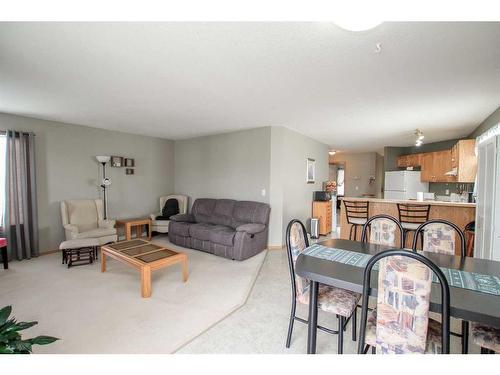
[236,223,266,235]
[99,219,116,229]
[161,198,180,219]
[73,227,117,239]
[171,214,195,223]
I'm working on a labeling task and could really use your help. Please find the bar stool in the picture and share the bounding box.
[397,203,431,248]
[343,200,369,241]
[464,221,475,257]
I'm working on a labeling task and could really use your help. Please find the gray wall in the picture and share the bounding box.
[272,127,329,245]
[330,152,378,197]
[469,105,500,138]
[0,112,175,252]
[174,126,329,247]
[174,126,271,206]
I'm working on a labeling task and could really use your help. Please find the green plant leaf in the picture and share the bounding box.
[0,306,12,325]
[13,339,32,353]
[0,345,15,354]
[29,336,59,346]
[13,321,38,331]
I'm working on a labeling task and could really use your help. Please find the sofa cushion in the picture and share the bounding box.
[169,221,191,237]
[170,213,195,222]
[211,199,236,226]
[236,223,266,234]
[192,198,217,224]
[189,223,216,241]
[210,227,236,246]
[232,201,271,228]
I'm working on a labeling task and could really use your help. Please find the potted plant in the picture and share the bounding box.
[0,305,58,354]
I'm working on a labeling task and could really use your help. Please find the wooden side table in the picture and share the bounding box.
[115,218,152,241]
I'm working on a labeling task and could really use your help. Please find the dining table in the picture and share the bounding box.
[295,238,500,354]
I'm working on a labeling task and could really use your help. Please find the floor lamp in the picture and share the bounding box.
[96,155,111,219]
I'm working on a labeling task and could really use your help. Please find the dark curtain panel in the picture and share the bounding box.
[5,130,38,260]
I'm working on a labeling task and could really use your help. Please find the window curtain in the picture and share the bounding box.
[4,130,38,260]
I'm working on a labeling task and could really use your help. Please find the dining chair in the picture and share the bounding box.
[358,249,451,354]
[343,200,369,241]
[0,237,8,269]
[464,221,475,257]
[412,219,468,353]
[471,323,500,354]
[361,214,404,248]
[397,203,431,248]
[285,219,361,354]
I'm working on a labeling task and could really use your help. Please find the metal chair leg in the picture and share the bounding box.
[353,225,358,241]
[462,320,469,354]
[363,344,370,354]
[371,346,376,354]
[338,316,345,354]
[352,308,357,342]
[286,300,296,348]
[349,225,354,240]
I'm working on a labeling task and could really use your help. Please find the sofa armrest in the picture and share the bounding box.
[64,224,79,234]
[150,213,160,221]
[99,219,116,229]
[170,214,195,223]
[236,223,266,235]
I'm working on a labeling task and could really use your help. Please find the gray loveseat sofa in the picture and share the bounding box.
[168,198,270,261]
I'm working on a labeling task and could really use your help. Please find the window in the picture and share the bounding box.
[0,134,6,227]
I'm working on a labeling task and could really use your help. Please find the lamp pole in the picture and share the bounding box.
[96,156,111,219]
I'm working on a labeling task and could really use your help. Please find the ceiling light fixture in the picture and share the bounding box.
[328,150,337,156]
[414,129,425,147]
[334,20,383,32]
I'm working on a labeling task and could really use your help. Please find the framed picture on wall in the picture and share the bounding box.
[125,168,134,175]
[306,158,315,184]
[124,158,135,167]
[111,156,123,167]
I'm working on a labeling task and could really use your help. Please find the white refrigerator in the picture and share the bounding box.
[384,171,429,200]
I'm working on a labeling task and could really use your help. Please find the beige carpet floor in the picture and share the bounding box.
[0,235,267,353]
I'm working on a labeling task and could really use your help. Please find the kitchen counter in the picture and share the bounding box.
[339,196,476,208]
[338,197,476,255]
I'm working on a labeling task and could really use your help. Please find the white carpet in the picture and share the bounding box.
[0,236,267,354]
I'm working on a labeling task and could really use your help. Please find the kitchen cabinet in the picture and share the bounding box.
[312,200,332,236]
[449,139,477,183]
[420,150,453,182]
[396,139,476,183]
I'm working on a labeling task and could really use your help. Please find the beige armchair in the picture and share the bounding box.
[60,199,117,245]
[150,195,188,234]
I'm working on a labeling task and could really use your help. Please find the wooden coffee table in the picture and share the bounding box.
[101,239,188,298]
[115,218,152,241]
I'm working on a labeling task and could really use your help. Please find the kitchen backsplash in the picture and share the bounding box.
[429,182,474,196]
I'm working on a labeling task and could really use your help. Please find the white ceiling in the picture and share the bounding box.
[1,22,500,151]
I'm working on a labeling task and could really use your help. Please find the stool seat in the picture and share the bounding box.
[401,222,421,230]
[0,238,7,247]
[349,218,367,225]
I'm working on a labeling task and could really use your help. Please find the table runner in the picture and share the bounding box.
[303,244,500,296]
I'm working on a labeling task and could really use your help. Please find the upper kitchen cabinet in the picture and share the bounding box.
[397,153,422,168]
[449,139,477,183]
[396,139,477,183]
[420,150,453,182]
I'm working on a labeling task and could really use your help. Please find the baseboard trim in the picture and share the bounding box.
[267,245,284,250]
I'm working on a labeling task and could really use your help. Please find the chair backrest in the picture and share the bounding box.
[397,203,431,225]
[358,249,450,354]
[285,219,310,301]
[60,199,103,232]
[361,214,404,247]
[413,219,466,258]
[343,200,369,224]
[159,195,188,215]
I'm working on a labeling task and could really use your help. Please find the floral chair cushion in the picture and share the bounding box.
[471,323,500,353]
[374,255,433,354]
[297,284,361,317]
[365,309,442,354]
[369,218,398,247]
[422,223,455,255]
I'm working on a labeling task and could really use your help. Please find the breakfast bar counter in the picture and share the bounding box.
[339,197,476,254]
